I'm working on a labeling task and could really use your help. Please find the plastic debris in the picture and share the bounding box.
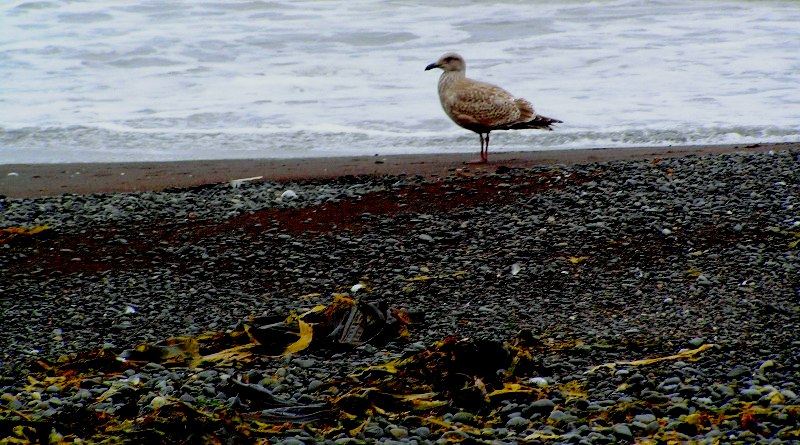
[280,189,298,201]
[229,175,263,188]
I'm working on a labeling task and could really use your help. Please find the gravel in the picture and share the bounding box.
[1,149,799,443]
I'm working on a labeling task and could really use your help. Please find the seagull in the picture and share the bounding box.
[425,52,562,163]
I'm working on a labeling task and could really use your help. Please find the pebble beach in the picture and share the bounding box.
[1,144,799,443]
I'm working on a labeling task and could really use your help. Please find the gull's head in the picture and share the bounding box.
[425,52,465,72]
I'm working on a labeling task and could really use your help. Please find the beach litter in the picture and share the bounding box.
[228,176,263,188]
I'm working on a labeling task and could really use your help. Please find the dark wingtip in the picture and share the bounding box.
[498,115,562,131]
[540,115,563,125]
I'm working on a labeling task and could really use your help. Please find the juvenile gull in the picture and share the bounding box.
[425,52,562,163]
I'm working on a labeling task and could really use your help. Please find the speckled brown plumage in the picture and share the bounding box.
[425,52,561,163]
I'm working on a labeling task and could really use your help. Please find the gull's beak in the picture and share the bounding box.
[424,62,439,71]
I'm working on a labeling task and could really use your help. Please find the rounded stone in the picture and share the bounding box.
[634,413,657,423]
[612,424,633,439]
[525,398,556,415]
[727,365,751,378]
[548,409,578,424]
[388,427,408,439]
[505,416,529,429]
[412,426,431,438]
[452,411,475,424]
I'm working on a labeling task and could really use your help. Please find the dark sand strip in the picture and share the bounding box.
[1,143,795,198]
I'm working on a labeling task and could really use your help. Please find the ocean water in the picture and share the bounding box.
[1,0,799,164]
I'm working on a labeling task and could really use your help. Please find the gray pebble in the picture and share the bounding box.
[726,365,751,378]
[548,409,578,424]
[412,426,431,438]
[388,427,408,439]
[739,387,762,401]
[451,411,475,424]
[634,413,656,423]
[505,416,529,429]
[687,337,705,347]
[292,358,316,369]
[364,422,384,438]
[526,398,556,414]
[612,423,633,439]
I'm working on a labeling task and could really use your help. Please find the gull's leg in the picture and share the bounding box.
[483,132,491,162]
[467,132,493,164]
[468,133,486,164]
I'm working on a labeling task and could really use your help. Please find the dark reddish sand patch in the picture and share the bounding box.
[3,170,577,275]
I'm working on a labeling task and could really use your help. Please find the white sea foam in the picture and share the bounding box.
[1,0,799,163]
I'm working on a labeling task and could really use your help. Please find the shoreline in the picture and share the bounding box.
[1,142,795,198]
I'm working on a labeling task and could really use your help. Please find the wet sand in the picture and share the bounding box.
[1,142,795,198]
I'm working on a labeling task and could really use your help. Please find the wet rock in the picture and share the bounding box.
[548,409,578,424]
[524,398,556,416]
[612,423,633,440]
[451,411,475,424]
[739,387,762,401]
[505,416,529,429]
[727,365,751,378]
[412,426,431,438]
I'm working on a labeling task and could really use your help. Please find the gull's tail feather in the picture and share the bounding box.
[502,114,562,131]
